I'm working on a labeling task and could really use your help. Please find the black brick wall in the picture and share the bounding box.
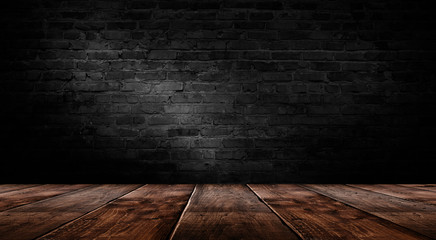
[1,0,435,182]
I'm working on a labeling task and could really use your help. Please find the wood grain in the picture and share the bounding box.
[0,184,91,211]
[303,184,436,239]
[170,184,300,240]
[0,184,40,194]
[0,184,141,240]
[249,184,430,240]
[349,184,436,205]
[38,184,194,240]
[399,184,436,193]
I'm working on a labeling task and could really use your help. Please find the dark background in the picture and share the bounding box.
[1,0,435,183]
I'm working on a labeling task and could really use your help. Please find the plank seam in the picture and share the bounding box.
[346,184,436,207]
[0,184,41,195]
[167,184,197,240]
[0,184,95,212]
[299,184,432,240]
[33,184,144,240]
[246,184,303,240]
[397,184,436,194]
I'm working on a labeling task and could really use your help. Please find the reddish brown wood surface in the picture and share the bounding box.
[0,184,435,240]
[0,184,141,240]
[0,184,40,194]
[303,184,436,239]
[38,184,194,240]
[0,184,91,211]
[170,184,300,240]
[399,184,436,193]
[350,184,436,205]
[249,184,430,240]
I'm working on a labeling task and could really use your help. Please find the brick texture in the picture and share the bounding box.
[0,0,435,182]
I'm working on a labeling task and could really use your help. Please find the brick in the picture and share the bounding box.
[154,82,184,91]
[192,138,222,148]
[42,71,72,80]
[236,94,257,104]
[307,105,341,115]
[132,104,164,114]
[121,83,151,92]
[94,138,124,148]
[77,61,109,71]
[213,115,245,125]
[198,72,229,82]
[171,93,202,103]
[203,94,234,103]
[271,52,300,60]
[256,1,283,10]
[136,72,166,80]
[138,150,170,160]
[195,105,240,114]
[126,138,157,149]
[122,10,152,20]
[168,128,199,137]
[107,22,137,30]
[148,116,178,125]
[342,63,376,72]
[249,12,274,20]
[310,62,341,71]
[148,50,177,60]
[294,72,326,82]
[201,127,233,137]
[102,31,131,40]
[164,105,192,114]
[185,83,215,92]
[222,138,253,148]
[227,40,260,50]
[263,72,293,82]
[105,71,135,80]
[131,1,156,9]
[302,52,334,60]
[121,51,147,59]
[88,51,119,60]
[171,150,203,160]
[167,72,197,81]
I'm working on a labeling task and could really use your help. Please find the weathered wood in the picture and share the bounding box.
[0,184,40,194]
[0,184,91,211]
[303,184,436,239]
[399,184,436,193]
[0,184,141,240]
[249,184,430,240]
[170,184,299,240]
[38,184,194,240]
[350,184,436,205]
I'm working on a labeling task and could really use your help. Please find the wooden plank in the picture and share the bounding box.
[170,184,299,240]
[303,184,436,239]
[38,184,194,240]
[0,184,40,194]
[249,184,430,240]
[0,184,141,240]
[399,184,436,193]
[349,184,436,205]
[0,184,91,211]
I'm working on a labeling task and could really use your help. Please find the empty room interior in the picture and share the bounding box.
[0,0,435,239]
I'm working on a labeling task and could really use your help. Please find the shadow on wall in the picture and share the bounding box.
[1,0,435,183]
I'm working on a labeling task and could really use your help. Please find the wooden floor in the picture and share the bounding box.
[0,184,435,240]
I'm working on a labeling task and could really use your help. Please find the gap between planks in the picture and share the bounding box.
[0,184,41,194]
[0,184,93,212]
[34,184,144,240]
[168,184,198,240]
[246,184,304,240]
[301,184,436,239]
